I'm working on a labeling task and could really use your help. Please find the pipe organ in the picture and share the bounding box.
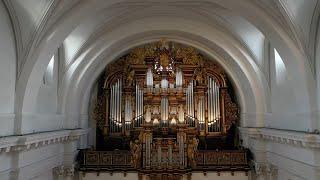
[90,41,243,174]
[97,41,239,148]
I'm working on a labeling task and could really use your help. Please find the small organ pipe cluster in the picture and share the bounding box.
[100,41,239,137]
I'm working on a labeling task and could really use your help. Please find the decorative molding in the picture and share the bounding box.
[252,161,278,178]
[53,165,75,177]
[266,163,278,177]
[240,127,320,149]
[0,129,89,153]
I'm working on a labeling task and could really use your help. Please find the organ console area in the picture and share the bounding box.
[79,41,249,176]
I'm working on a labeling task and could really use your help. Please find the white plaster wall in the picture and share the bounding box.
[223,15,265,69]
[0,145,61,180]
[0,1,16,136]
[31,170,53,180]
[266,142,320,179]
[20,114,64,134]
[280,0,317,45]
[16,144,63,180]
[61,7,126,68]
[277,168,304,180]
[316,17,320,131]
[0,153,13,176]
[267,48,313,131]
[19,52,63,134]
[9,0,54,51]
[36,54,58,114]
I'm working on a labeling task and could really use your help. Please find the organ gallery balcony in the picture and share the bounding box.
[78,149,250,172]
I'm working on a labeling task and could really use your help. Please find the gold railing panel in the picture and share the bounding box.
[196,150,248,167]
[79,149,249,171]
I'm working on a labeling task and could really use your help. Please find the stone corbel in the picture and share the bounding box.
[252,161,267,177]
[64,165,75,177]
[53,166,64,177]
[266,163,278,178]
[53,165,75,178]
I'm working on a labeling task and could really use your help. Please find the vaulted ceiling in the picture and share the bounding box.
[2,0,320,132]
[4,0,319,75]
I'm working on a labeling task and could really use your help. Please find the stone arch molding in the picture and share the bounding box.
[14,0,316,134]
[59,17,268,130]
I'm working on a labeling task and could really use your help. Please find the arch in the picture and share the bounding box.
[57,16,269,129]
[15,0,316,134]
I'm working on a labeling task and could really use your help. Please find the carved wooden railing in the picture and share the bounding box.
[78,149,250,171]
[78,150,133,171]
[195,150,250,170]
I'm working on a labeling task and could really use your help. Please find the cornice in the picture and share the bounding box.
[0,129,89,153]
[239,127,320,149]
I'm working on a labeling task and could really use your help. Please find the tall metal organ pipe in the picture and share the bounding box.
[146,68,153,87]
[135,84,144,126]
[207,77,220,132]
[109,79,123,133]
[191,81,194,117]
[119,80,122,127]
[176,69,183,87]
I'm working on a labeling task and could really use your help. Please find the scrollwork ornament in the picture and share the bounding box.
[266,163,278,177]
[64,165,75,177]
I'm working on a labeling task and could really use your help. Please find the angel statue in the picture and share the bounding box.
[130,140,142,168]
[195,68,206,86]
[187,137,199,168]
[126,68,135,87]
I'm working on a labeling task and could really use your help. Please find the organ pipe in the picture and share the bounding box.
[208,78,211,126]
[191,81,194,117]
[135,84,144,126]
[119,80,121,124]
[146,68,153,87]
[139,87,141,122]
[207,77,220,132]
[186,85,189,117]
[185,82,195,126]
[109,79,123,133]
[116,80,118,125]
[176,69,183,87]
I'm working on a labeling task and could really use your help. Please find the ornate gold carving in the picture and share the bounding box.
[196,150,248,166]
[91,41,242,173]
[130,140,142,168]
[124,65,135,87]
[187,137,199,168]
[175,46,203,65]
[194,67,207,86]
[223,90,239,128]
